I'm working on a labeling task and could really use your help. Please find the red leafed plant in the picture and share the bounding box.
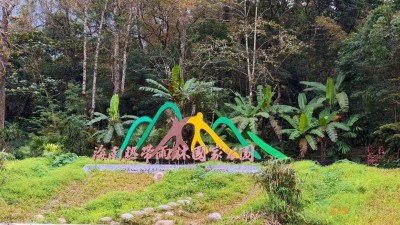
[367,145,385,166]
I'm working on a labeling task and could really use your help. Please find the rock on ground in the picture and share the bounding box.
[58,217,67,224]
[177,199,190,205]
[100,217,113,223]
[165,211,174,217]
[34,214,45,221]
[158,204,172,211]
[208,212,222,222]
[153,172,164,182]
[155,220,175,225]
[196,192,204,198]
[144,207,155,214]
[131,210,145,216]
[120,213,134,221]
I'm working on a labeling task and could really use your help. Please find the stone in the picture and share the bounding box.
[131,210,145,216]
[100,217,113,223]
[167,202,179,208]
[120,213,134,221]
[196,192,204,198]
[165,211,174,217]
[186,197,193,201]
[34,214,45,221]
[177,200,190,205]
[177,209,184,216]
[155,220,175,225]
[144,207,155,214]
[110,221,120,225]
[58,217,67,224]
[158,205,172,211]
[208,212,222,222]
[153,172,164,182]
[153,213,163,221]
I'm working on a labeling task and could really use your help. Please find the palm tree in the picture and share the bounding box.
[139,65,222,115]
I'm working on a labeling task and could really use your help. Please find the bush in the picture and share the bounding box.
[51,153,79,167]
[256,159,304,224]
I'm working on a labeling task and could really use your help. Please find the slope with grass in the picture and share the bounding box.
[1,158,400,224]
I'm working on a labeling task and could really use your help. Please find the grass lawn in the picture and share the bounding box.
[1,157,400,224]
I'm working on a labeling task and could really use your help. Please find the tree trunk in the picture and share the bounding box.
[0,1,12,130]
[90,0,108,119]
[82,0,89,116]
[179,11,188,79]
[112,0,121,95]
[121,1,133,95]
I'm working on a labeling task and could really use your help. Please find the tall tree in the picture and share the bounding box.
[90,0,109,118]
[0,0,17,130]
[82,0,89,115]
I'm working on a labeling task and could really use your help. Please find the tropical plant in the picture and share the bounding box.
[279,107,324,158]
[87,95,137,145]
[301,74,349,112]
[225,85,298,136]
[317,109,351,161]
[373,122,400,158]
[257,159,304,224]
[139,65,222,115]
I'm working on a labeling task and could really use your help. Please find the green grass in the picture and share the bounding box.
[1,158,400,224]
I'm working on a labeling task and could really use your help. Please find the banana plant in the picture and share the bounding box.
[225,85,298,137]
[87,95,137,144]
[301,74,349,112]
[279,108,324,158]
[317,109,351,161]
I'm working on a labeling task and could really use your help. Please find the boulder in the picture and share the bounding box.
[208,212,222,222]
[158,205,172,211]
[165,211,174,217]
[144,207,155,214]
[196,193,204,198]
[131,210,145,217]
[120,213,134,221]
[100,217,113,223]
[155,220,174,225]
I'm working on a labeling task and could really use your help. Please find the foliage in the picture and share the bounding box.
[51,153,79,167]
[87,95,137,145]
[224,85,298,136]
[373,122,400,154]
[140,65,223,115]
[257,159,303,224]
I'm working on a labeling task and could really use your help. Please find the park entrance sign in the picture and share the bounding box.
[93,102,287,163]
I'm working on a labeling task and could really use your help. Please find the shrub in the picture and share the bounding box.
[256,159,304,224]
[51,153,79,167]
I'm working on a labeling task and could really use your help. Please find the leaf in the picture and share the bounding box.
[289,131,301,140]
[331,122,350,131]
[103,127,114,143]
[171,65,184,95]
[281,115,298,129]
[309,129,325,138]
[299,113,309,133]
[336,92,349,112]
[238,118,250,133]
[256,112,270,119]
[86,115,107,125]
[326,124,338,142]
[109,95,119,115]
[261,85,272,110]
[298,93,307,110]
[300,81,326,93]
[326,77,335,106]
[114,123,124,136]
[305,135,317,150]
[121,115,138,119]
